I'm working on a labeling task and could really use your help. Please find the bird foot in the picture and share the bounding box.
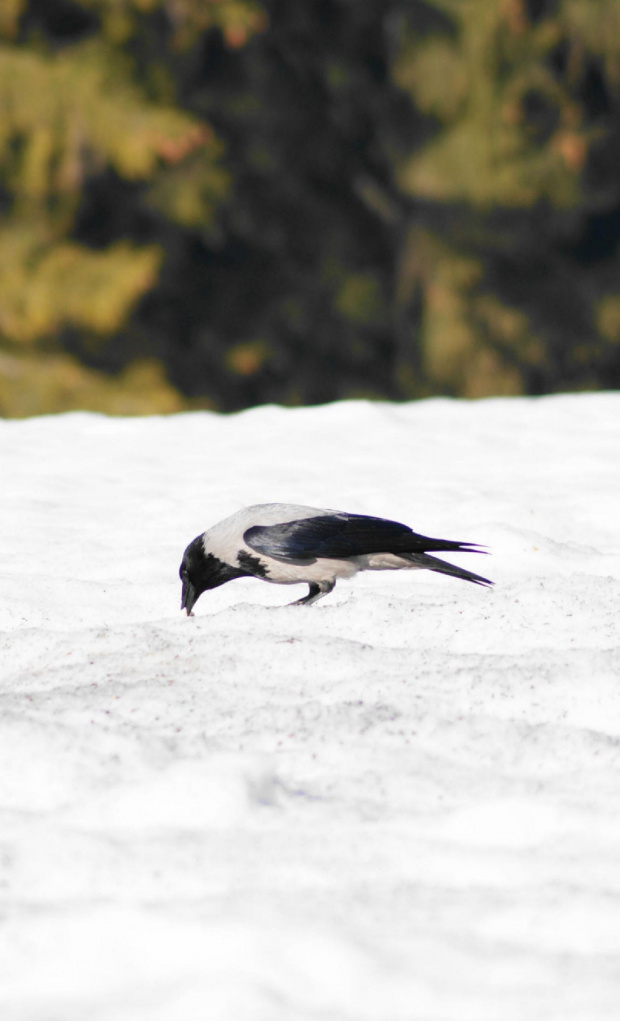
[288,581,335,606]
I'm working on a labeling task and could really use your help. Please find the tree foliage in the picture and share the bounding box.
[1,0,620,415]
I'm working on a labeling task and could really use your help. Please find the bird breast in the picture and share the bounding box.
[249,555,360,586]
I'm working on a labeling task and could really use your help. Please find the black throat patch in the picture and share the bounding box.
[236,550,269,577]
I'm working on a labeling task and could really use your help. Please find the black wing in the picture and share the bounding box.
[244,513,484,563]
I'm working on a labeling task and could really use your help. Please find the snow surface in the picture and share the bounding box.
[1,392,620,1021]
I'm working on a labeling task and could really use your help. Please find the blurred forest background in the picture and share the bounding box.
[1,0,620,416]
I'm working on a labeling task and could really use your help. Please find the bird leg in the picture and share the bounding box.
[289,580,335,606]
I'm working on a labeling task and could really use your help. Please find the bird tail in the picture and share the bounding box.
[408,537,486,554]
[401,552,493,588]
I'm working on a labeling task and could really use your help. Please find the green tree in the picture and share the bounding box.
[2,0,620,415]
[0,0,263,414]
[392,0,620,395]
[156,0,620,405]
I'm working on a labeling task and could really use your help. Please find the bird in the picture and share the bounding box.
[179,503,492,614]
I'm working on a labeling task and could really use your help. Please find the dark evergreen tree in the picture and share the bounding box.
[1,0,620,414]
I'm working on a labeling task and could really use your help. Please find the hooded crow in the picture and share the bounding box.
[179,503,492,614]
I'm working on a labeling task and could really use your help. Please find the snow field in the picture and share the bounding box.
[1,393,620,1020]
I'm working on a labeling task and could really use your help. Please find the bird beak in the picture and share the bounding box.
[181,578,198,616]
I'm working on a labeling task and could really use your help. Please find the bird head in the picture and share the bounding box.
[179,536,215,616]
[179,535,245,615]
